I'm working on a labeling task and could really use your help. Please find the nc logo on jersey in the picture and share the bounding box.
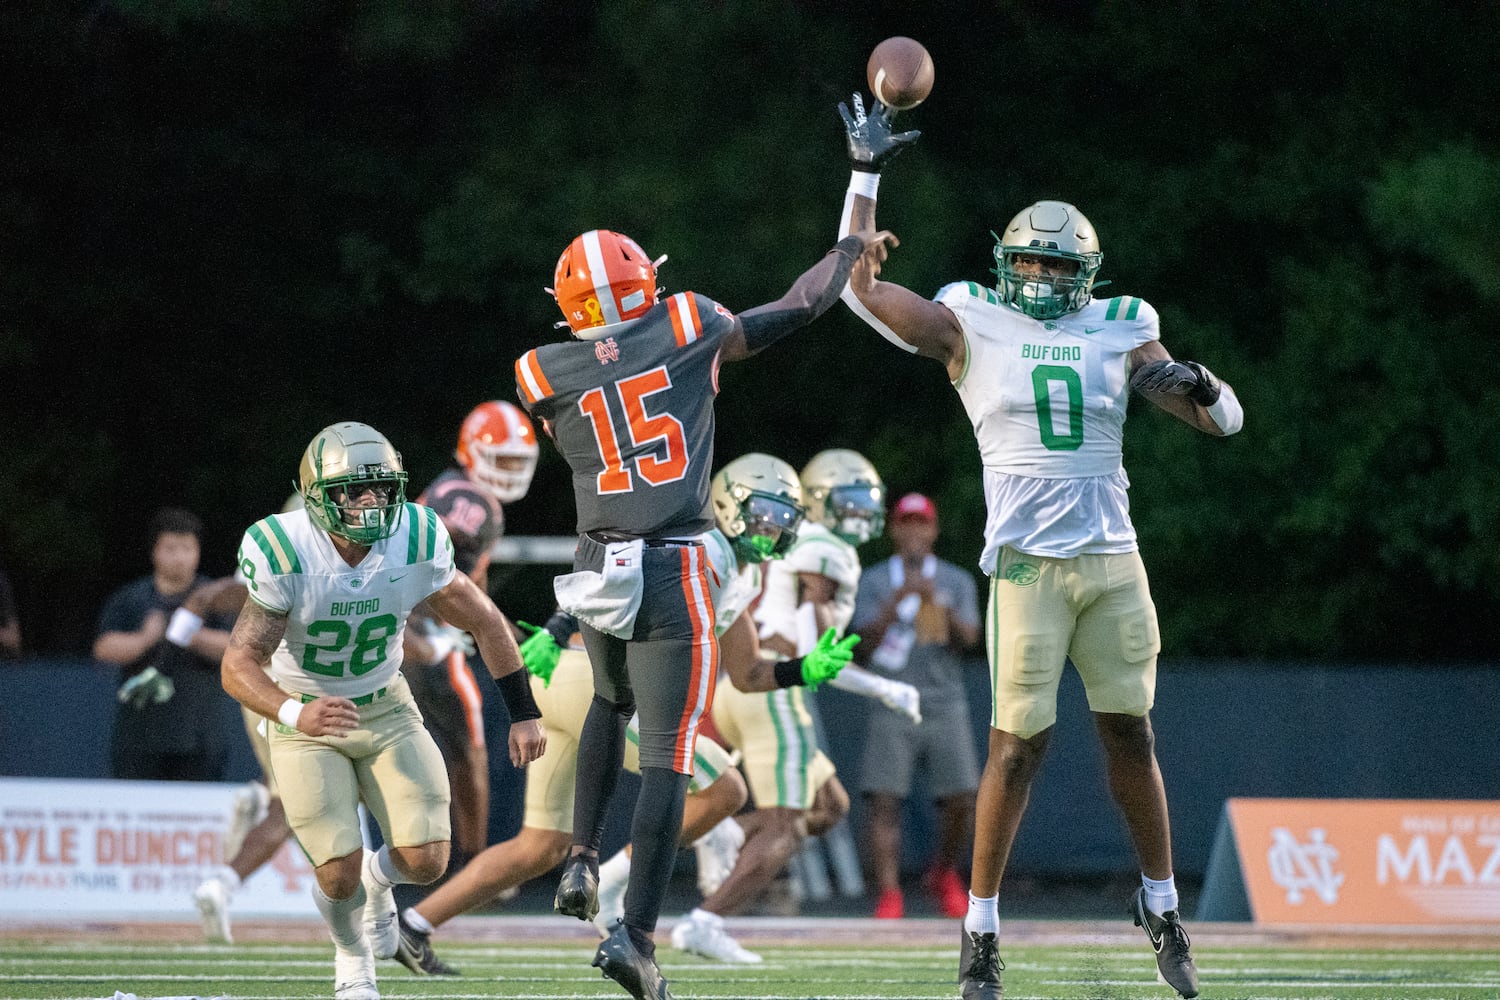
[595,337,620,365]
[1003,562,1040,586]
[1267,826,1344,905]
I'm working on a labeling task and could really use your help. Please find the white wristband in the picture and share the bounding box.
[848,170,880,199]
[165,607,204,646]
[277,698,304,730]
[1206,382,1244,436]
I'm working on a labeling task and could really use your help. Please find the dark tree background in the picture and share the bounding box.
[3,1,1497,660]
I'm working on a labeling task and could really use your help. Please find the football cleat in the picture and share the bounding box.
[958,926,1004,1000]
[394,909,459,976]
[692,816,745,897]
[874,887,904,919]
[593,861,628,939]
[928,866,970,919]
[361,850,399,961]
[593,920,673,1000]
[193,877,233,944]
[555,854,600,921]
[1131,888,1200,998]
[334,941,380,1000]
[670,910,762,964]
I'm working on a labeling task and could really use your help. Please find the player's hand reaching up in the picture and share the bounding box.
[508,718,547,768]
[840,92,920,171]
[296,696,360,737]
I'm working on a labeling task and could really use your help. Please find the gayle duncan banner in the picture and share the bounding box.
[0,777,316,919]
[1226,798,1500,925]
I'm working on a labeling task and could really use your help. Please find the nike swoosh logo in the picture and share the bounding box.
[388,574,407,583]
[1084,327,1104,335]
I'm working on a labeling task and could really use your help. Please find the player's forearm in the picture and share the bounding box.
[92,630,156,665]
[221,650,284,720]
[736,236,865,353]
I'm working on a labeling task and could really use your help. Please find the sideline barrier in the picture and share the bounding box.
[0,777,316,920]
[1198,797,1500,924]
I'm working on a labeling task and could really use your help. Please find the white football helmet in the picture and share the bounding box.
[800,449,885,546]
[711,453,805,564]
[993,200,1104,319]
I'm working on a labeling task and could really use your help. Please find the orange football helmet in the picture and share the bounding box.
[456,401,538,503]
[549,229,662,339]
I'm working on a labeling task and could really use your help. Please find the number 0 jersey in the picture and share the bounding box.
[515,292,736,538]
[237,504,457,699]
[936,283,1160,570]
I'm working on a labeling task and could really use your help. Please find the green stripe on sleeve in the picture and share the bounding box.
[263,517,302,574]
[247,521,290,574]
[1125,297,1141,320]
[1105,297,1122,321]
[423,506,439,561]
[406,505,421,565]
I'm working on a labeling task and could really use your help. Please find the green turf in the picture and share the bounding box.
[3,939,1499,1000]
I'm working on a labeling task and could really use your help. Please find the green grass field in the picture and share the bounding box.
[3,919,1498,1000]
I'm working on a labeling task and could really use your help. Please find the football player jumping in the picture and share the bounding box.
[516,226,891,1000]
[220,422,545,1000]
[834,95,1243,1000]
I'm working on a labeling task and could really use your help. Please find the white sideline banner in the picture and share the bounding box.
[0,777,317,919]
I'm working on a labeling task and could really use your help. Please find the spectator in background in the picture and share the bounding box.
[93,507,238,780]
[0,565,20,657]
[851,492,981,920]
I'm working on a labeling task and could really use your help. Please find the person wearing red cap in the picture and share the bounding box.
[851,493,981,919]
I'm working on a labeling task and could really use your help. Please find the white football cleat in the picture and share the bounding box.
[670,909,762,964]
[193,877,233,944]
[334,941,380,1000]
[361,850,399,961]
[693,817,744,897]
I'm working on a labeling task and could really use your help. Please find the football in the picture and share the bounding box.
[866,37,934,111]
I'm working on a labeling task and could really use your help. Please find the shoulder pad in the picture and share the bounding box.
[244,516,302,575]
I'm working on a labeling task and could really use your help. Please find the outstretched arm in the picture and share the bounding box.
[720,230,896,363]
[835,94,966,380]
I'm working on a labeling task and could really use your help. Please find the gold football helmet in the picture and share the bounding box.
[711,453,805,564]
[298,422,408,544]
[993,200,1105,319]
[800,449,885,546]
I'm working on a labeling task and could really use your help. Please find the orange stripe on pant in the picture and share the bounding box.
[672,545,718,774]
[445,650,486,748]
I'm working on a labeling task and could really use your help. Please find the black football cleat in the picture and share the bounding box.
[1131,888,1200,998]
[958,925,1004,999]
[555,854,601,921]
[394,910,459,976]
[593,920,673,1000]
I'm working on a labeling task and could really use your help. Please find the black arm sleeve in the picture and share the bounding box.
[738,236,864,353]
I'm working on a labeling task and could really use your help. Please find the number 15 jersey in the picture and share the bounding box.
[237,504,457,699]
[515,292,736,538]
[935,282,1159,570]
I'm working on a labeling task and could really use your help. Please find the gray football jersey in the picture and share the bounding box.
[516,291,736,536]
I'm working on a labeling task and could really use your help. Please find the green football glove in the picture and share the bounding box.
[516,621,563,687]
[801,628,860,691]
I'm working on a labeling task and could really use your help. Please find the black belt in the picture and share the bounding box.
[586,530,701,548]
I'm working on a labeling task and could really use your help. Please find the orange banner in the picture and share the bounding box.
[1228,798,1500,925]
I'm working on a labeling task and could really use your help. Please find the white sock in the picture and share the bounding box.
[312,882,367,950]
[213,865,242,892]
[1142,873,1178,915]
[401,907,434,934]
[598,849,632,887]
[366,846,409,887]
[964,892,999,936]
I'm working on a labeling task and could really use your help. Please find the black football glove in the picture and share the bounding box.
[1128,359,1221,406]
[838,92,920,172]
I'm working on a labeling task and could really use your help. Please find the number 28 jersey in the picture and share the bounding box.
[236,504,457,699]
[936,282,1159,569]
[515,292,736,538]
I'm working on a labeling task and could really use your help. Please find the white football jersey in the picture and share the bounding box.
[936,283,1159,569]
[701,527,762,638]
[754,523,861,644]
[236,503,457,699]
